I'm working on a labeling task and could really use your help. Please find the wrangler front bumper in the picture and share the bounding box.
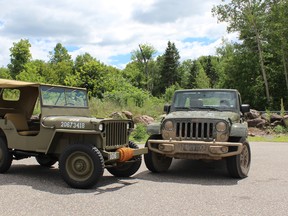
[147,139,243,158]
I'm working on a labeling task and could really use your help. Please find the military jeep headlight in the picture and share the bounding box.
[98,123,104,132]
[215,121,227,132]
[164,120,174,131]
[127,122,133,130]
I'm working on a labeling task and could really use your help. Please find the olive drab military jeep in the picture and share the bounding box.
[0,79,147,189]
[144,89,251,178]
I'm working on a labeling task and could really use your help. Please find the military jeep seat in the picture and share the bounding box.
[4,113,39,136]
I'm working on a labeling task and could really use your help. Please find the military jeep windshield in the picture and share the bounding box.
[172,90,237,112]
[40,86,88,107]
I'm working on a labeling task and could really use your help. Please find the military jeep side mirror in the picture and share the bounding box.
[164,104,171,114]
[241,104,250,113]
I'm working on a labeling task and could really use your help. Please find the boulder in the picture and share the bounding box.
[246,109,260,119]
[133,115,154,125]
[110,112,126,119]
[270,120,283,127]
[283,115,288,127]
[122,111,133,119]
[247,118,266,128]
[261,113,270,122]
[270,113,283,123]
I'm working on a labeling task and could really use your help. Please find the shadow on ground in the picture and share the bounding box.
[0,158,241,195]
[134,159,241,186]
[0,161,137,195]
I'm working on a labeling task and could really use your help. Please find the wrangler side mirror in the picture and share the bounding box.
[164,104,171,114]
[241,104,250,113]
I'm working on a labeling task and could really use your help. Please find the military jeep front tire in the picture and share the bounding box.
[59,144,104,189]
[144,135,172,173]
[0,138,13,173]
[107,141,142,177]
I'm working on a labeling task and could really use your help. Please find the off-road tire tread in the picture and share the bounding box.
[106,141,142,177]
[59,144,104,189]
[0,138,12,173]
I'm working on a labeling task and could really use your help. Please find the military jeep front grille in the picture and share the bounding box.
[176,121,214,141]
[105,122,128,147]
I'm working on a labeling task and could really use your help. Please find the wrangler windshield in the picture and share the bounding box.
[40,86,88,108]
[172,90,237,111]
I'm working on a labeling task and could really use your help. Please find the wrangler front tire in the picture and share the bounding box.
[144,135,172,173]
[226,140,251,178]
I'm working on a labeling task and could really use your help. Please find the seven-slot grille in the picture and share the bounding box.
[105,122,128,147]
[175,120,215,140]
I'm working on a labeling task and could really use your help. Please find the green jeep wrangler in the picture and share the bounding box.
[144,89,251,178]
[0,79,147,189]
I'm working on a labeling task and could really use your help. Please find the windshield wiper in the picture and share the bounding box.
[204,106,221,111]
[175,107,209,111]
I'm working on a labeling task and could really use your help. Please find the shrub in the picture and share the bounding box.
[273,125,287,134]
[131,124,149,142]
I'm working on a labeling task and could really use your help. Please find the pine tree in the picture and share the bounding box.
[159,41,180,94]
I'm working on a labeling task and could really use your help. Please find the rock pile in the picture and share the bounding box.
[246,109,288,128]
[109,111,154,125]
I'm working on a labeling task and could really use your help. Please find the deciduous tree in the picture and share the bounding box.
[8,39,32,78]
[212,0,271,104]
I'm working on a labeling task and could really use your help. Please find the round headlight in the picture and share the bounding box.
[98,123,104,132]
[215,121,227,132]
[164,120,173,131]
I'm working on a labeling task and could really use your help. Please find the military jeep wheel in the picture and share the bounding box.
[36,155,57,167]
[226,140,251,178]
[59,144,104,189]
[144,135,172,173]
[0,138,13,173]
[107,141,142,177]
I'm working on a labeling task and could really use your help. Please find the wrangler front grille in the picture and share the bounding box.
[105,122,128,147]
[176,121,215,141]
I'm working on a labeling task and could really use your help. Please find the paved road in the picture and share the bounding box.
[0,142,288,216]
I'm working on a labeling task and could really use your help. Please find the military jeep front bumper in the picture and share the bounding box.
[147,139,243,159]
[103,146,148,162]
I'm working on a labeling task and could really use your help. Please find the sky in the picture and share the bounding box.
[0,0,234,69]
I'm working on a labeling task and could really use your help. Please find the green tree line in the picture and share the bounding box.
[0,0,287,111]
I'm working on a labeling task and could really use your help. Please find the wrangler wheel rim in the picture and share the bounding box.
[240,145,249,174]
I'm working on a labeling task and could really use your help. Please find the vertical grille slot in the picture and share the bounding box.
[105,122,128,147]
[176,120,214,140]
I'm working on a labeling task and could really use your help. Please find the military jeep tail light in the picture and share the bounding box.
[215,121,227,132]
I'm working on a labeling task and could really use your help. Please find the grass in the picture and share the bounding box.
[248,134,288,142]
[89,97,165,119]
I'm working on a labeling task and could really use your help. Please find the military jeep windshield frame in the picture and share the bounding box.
[40,86,88,108]
[171,90,238,112]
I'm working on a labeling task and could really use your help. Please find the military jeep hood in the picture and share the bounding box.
[165,110,240,122]
[42,116,100,130]
[42,116,130,130]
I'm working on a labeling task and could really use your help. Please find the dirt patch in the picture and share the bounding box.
[248,127,269,137]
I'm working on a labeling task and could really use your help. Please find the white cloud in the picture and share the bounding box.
[0,0,230,69]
